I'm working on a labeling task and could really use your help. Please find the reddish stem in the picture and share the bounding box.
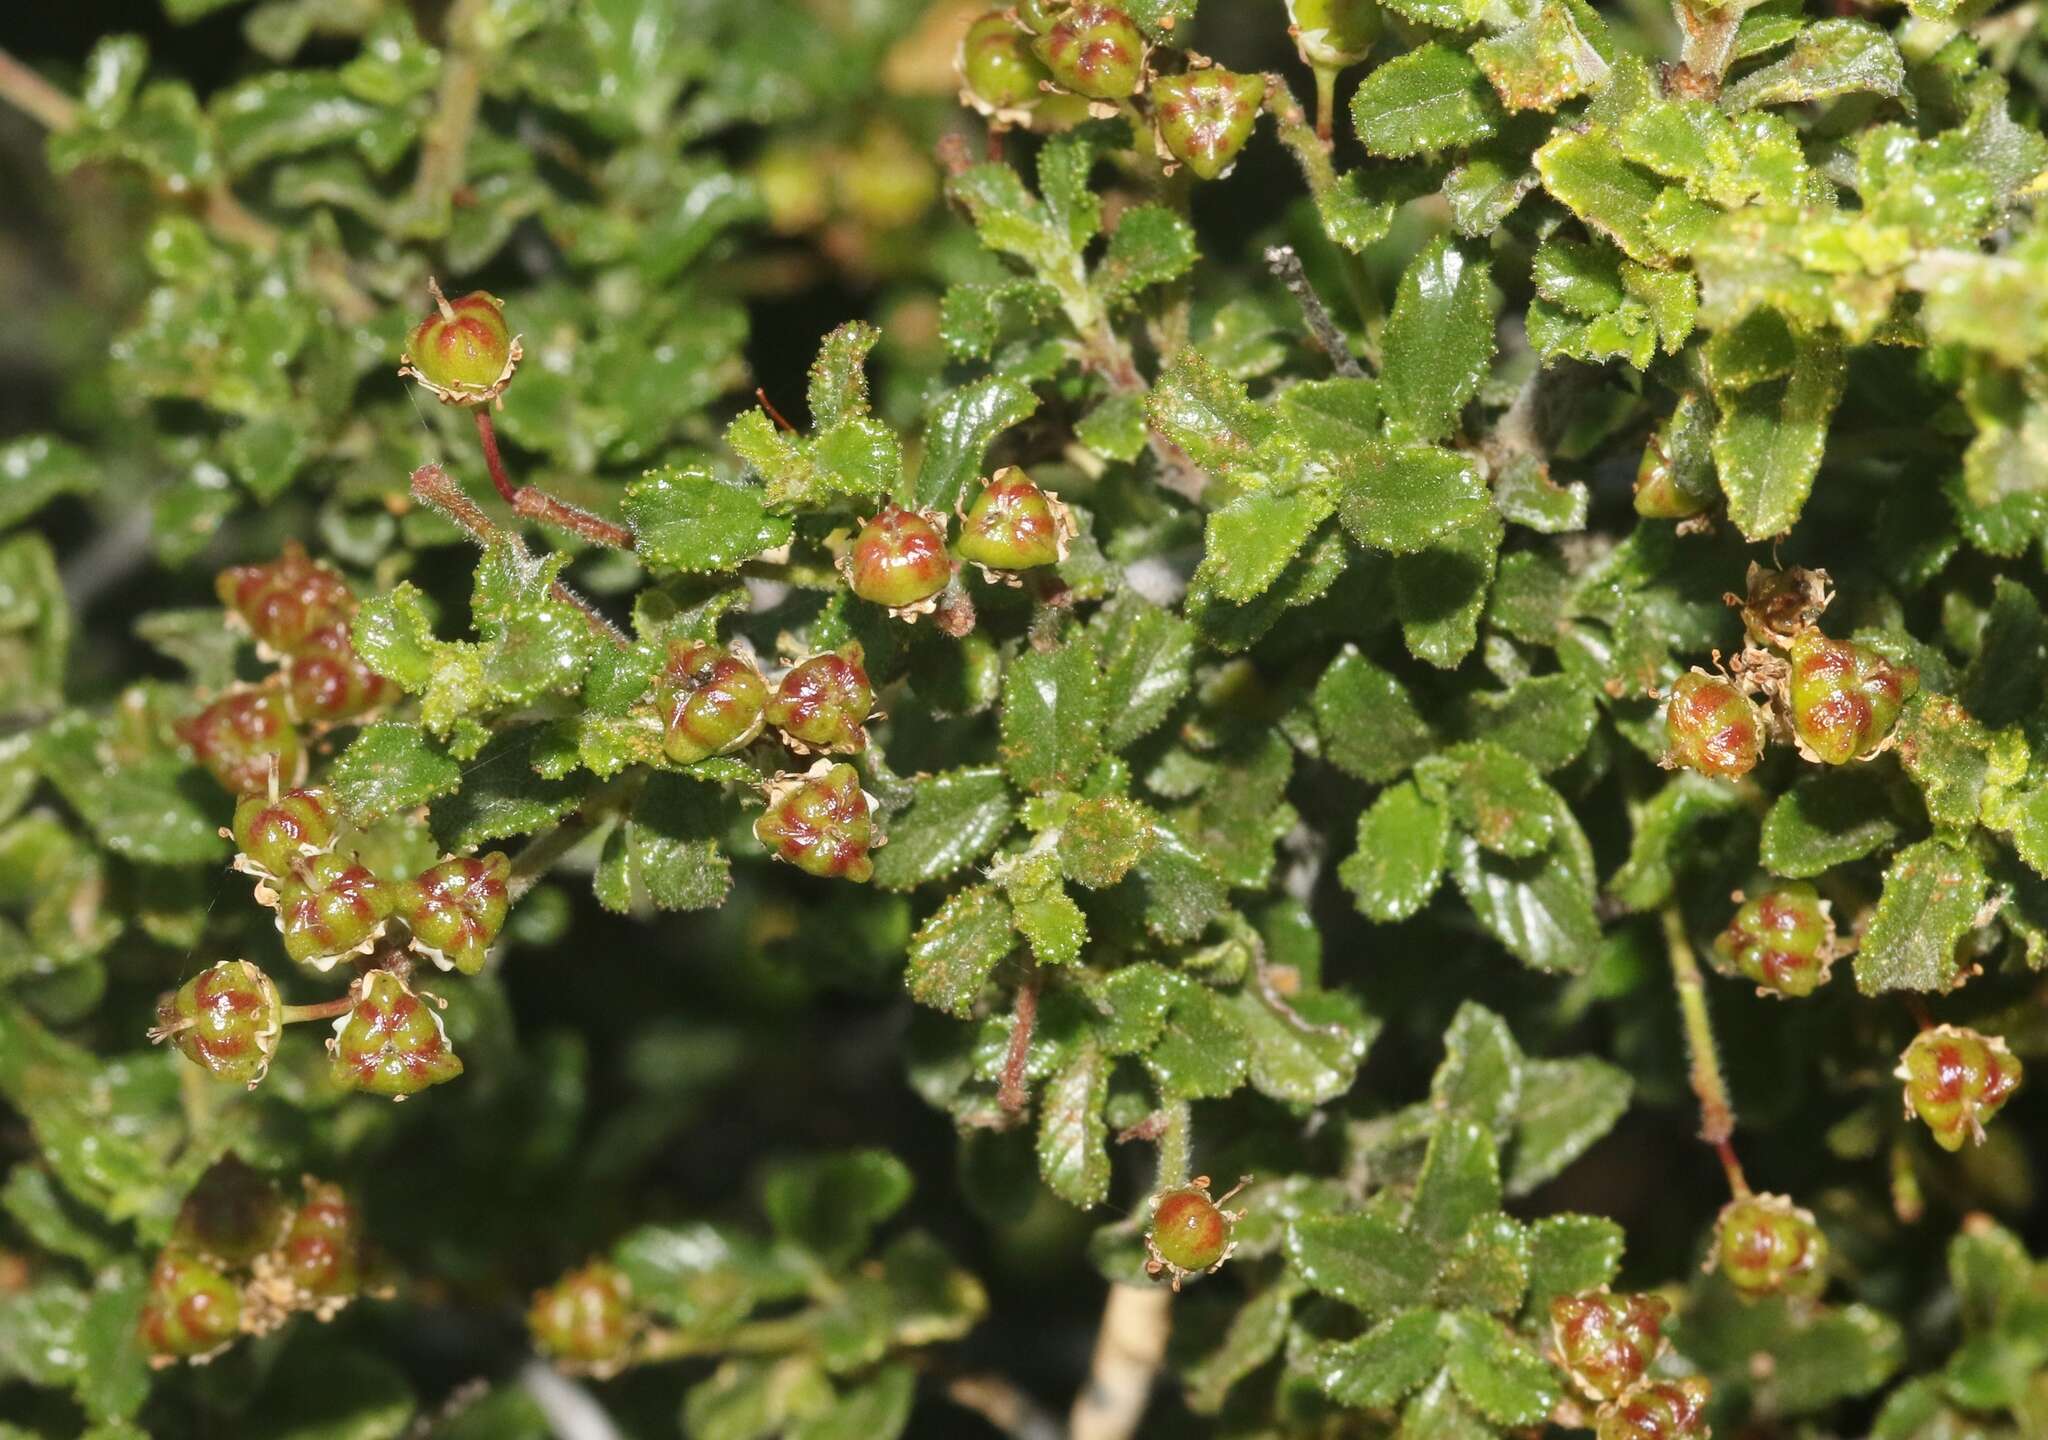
[997,972,1041,1115]
[1905,995,1936,1032]
[472,408,517,504]
[755,387,798,433]
[511,486,636,551]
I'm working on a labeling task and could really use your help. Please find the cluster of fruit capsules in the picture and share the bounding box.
[1550,1290,1713,1439]
[1710,1192,1828,1301]
[1664,567,1916,781]
[1896,1024,2023,1151]
[1714,882,1840,999]
[178,545,394,794]
[528,1261,645,1378]
[138,1159,368,1368]
[1142,1175,1248,1291]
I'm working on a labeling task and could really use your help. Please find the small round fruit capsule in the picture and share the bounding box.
[1035,3,1146,100]
[138,1249,243,1367]
[215,542,355,657]
[754,760,882,882]
[1594,1377,1712,1440]
[327,969,463,1100]
[1663,670,1764,780]
[149,960,283,1089]
[1144,1175,1247,1291]
[529,1261,641,1377]
[956,468,1074,581]
[398,852,512,975]
[1286,0,1382,70]
[284,621,394,724]
[1715,883,1837,999]
[1150,68,1264,180]
[656,640,768,764]
[1896,1024,2022,1152]
[843,505,952,620]
[1787,630,1916,765]
[1550,1291,1670,1402]
[959,10,1051,123]
[766,647,873,754]
[1713,1193,1826,1300]
[173,1157,288,1268]
[178,690,304,796]
[230,785,339,881]
[1633,396,1717,520]
[399,279,520,406]
[273,853,395,971]
[270,1178,363,1314]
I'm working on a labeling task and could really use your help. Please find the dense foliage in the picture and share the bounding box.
[3,0,2048,1436]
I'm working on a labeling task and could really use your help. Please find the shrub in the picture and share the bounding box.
[1,0,2045,1436]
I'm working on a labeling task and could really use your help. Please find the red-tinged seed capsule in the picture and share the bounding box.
[1143,1175,1247,1290]
[1594,1377,1712,1440]
[957,467,1074,580]
[276,1179,363,1306]
[1713,1193,1826,1300]
[1550,1292,1671,1402]
[275,853,394,971]
[284,620,394,724]
[400,280,519,406]
[1150,68,1265,180]
[656,640,768,764]
[1787,630,1916,765]
[529,1262,641,1376]
[1663,670,1764,780]
[178,690,304,796]
[327,969,463,1100]
[754,761,881,882]
[1035,3,1145,100]
[844,505,952,618]
[1715,883,1836,999]
[1286,0,1382,69]
[138,1249,242,1367]
[766,646,873,754]
[149,960,283,1088]
[173,1156,289,1268]
[215,542,355,656]
[1896,1025,2022,1152]
[399,852,512,975]
[231,785,339,880]
[959,10,1051,121]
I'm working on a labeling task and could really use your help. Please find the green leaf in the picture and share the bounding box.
[1898,694,2026,832]
[1523,1213,1625,1316]
[1037,1041,1110,1208]
[912,377,1040,512]
[1310,1309,1447,1409]
[1146,350,1279,475]
[1226,983,1379,1106]
[760,1149,912,1266]
[1535,126,1669,265]
[240,1347,415,1440]
[1430,1003,1524,1139]
[625,467,793,574]
[1195,488,1335,602]
[1000,640,1105,794]
[1333,441,1492,554]
[1313,647,1435,783]
[1185,1279,1299,1414]
[0,536,68,715]
[1005,855,1086,967]
[1471,2,1610,112]
[1394,512,1502,669]
[1350,44,1501,158]
[1441,1310,1559,1425]
[1449,785,1598,974]
[1723,19,1904,112]
[1761,770,1904,878]
[789,1367,915,1440]
[1341,782,1451,923]
[1143,972,1250,1101]
[871,768,1015,892]
[1410,1117,1501,1249]
[331,724,463,822]
[599,777,730,912]
[1091,594,1196,750]
[1095,205,1198,309]
[1288,1210,1439,1320]
[1609,772,1748,912]
[1417,742,1558,859]
[427,726,583,850]
[1855,838,1990,994]
[806,321,879,430]
[1129,819,1228,944]
[1507,1057,1632,1195]
[471,541,597,708]
[1462,674,1597,772]
[210,72,389,174]
[1381,239,1497,443]
[35,711,226,868]
[1,1167,118,1268]
[905,885,1014,1018]
[0,436,97,529]
[1713,329,1846,541]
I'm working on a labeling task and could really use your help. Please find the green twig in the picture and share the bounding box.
[1662,905,1751,1197]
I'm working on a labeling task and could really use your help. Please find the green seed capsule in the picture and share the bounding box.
[1664,670,1764,780]
[150,960,283,1088]
[766,647,873,754]
[657,641,768,764]
[1594,1377,1712,1440]
[1035,3,1146,100]
[275,853,395,971]
[959,11,1051,120]
[1550,1291,1670,1401]
[1787,630,1915,765]
[845,505,952,617]
[1286,0,1382,69]
[754,761,881,882]
[138,1249,243,1366]
[530,1262,641,1376]
[399,852,512,975]
[401,281,518,405]
[328,969,464,1100]
[1151,68,1264,180]
[1715,883,1836,998]
[231,785,339,880]
[1897,1025,2022,1152]
[957,467,1072,577]
[1714,1193,1826,1300]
